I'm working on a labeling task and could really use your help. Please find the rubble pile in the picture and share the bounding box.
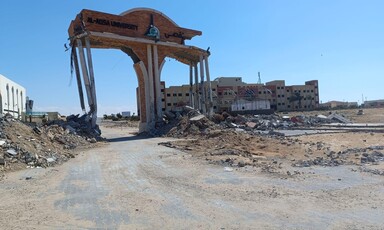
[0,114,100,173]
[47,114,102,141]
[156,108,384,176]
[220,112,350,132]
[156,108,351,138]
[293,146,384,168]
[154,107,219,137]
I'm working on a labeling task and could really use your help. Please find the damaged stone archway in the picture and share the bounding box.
[68,8,212,132]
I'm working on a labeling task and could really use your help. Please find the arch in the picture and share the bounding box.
[120,8,179,27]
[68,8,211,132]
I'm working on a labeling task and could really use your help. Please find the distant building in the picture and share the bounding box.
[0,74,26,119]
[121,111,131,117]
[321,101,358,109]
[152,77,319,113]
[363,99,384,108]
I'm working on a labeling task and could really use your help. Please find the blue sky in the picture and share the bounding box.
[0,0,383,115]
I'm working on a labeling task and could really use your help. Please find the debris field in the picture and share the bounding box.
[157,107,384,176]
[0,114,102,178]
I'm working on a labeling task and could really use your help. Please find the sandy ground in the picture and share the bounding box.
[0,122,384,229]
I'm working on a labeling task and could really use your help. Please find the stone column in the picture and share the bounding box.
[194,63,199,111]
[204,56,213,115]
[189,64,194,108]
[153,45,162,121]
[199,55,206,114]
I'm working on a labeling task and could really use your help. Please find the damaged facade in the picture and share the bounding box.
[68,8,211,132]
[155,77,319,113]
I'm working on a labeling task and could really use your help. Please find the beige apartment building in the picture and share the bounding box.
[138,77,319,114]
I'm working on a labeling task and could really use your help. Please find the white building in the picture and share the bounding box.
[0,74,26,119]
[231,99,271,112]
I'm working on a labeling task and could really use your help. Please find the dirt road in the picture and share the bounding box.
[1,125,383,229]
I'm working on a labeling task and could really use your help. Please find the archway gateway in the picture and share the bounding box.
[68,8,212,132]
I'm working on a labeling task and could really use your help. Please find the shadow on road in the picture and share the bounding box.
[107,135,150,143]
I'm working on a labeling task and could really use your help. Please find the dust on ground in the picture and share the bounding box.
[157,107,384,176]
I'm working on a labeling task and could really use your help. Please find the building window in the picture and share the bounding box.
[213,106,217,109]
[178,93,182,97]
[281,87,284,89]
[278,103,281,105]
[212,88,216,91]
[259,91,262,94]
[167,93,171,97]
[186,93,189,96]
[162,108,166,111]
[287,89,290,92]
[278,95,281,98]
[282,103,285,105]
[218,92,222,96]
[277,86,280,89]
[161,89,164,92]
[288,105,291,108]
[311,90,314,92]
[173,103,177,106]
[282,95,285,97]
[161,99,165,102]
[167,103,171,106]
[173,93,177,96]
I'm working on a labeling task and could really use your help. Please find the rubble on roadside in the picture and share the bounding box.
[0,113,102,174]
[155,107,353,138]
[155,107,384,176]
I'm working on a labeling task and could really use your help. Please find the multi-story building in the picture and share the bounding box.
[138,77,319,114]
[363,99,384,108]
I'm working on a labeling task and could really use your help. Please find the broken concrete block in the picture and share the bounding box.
[0,158,5,165]
[190,114,205,121]
[246,122,256,128]
[65,125,76,134]
[0,139,6,146]
[6,148,17,156]
[46,158,55,163]
[33,127,42,134]
[327,113,351,123]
